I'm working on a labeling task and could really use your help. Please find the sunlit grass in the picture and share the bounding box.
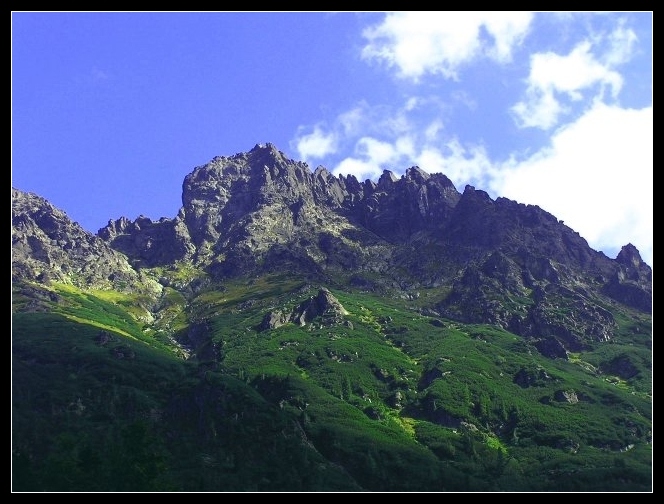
[59,313,137,339]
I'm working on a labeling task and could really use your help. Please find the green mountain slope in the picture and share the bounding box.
[12,274,652,491]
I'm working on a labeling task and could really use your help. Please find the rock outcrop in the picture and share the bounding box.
[259,287,348,330]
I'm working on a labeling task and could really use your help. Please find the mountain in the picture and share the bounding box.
[12,143,652,492]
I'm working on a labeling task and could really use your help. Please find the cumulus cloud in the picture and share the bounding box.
[483,12,536,62]
[292,97,497,194]
[535,42,622,96]
[356,137,397,165]
[292,100,423,165]
[361,11,533,80]
[338,104,370,137]
[492,103,652,265]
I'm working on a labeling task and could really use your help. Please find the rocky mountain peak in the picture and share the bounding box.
[377,170,399,188]
[616,243,647,269]
[404,166,430,182]
[247,142,291,167]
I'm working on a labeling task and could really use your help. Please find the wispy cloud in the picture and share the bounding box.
[292,97,457,181]
[511,23,637,130]
[330,131,420,182]
[602,22,638,65]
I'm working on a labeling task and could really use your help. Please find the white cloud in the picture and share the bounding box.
[404,97,420,111]
[394,136,416,160]
[603,24,638,65]
[529,42,622,97]
[332,157,384,182]
[292,125,337,162]
[512,40,626,130]
[492,103,652,265]
[361,11,533,80]
[424,120,444,141]
[414,148,445,174]
[338,104,369,137]
[510,90,564,130]
[304,100,498,200]
[331,135,419,181]
[291,13,651,268]
[408,141,496,190]
[356,137,396,165]
[483,12,535,62]
[334,101,413,139]
[294,97,449,177]
[437,140,495,188]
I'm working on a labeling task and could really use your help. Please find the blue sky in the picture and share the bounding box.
[11,12,653,266]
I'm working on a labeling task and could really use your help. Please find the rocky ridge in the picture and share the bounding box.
[12,143,652,359]
[12,188,160,296]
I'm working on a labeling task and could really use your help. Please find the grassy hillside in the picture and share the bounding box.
[12,275,652,492]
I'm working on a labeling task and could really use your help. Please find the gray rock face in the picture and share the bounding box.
[174,144,465,277]
[98,212,194,267]
[12,188,159,294]
[179,143,398,276]
[346,166,460,243]
[181,143,337,249]
[259,310,289,331]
